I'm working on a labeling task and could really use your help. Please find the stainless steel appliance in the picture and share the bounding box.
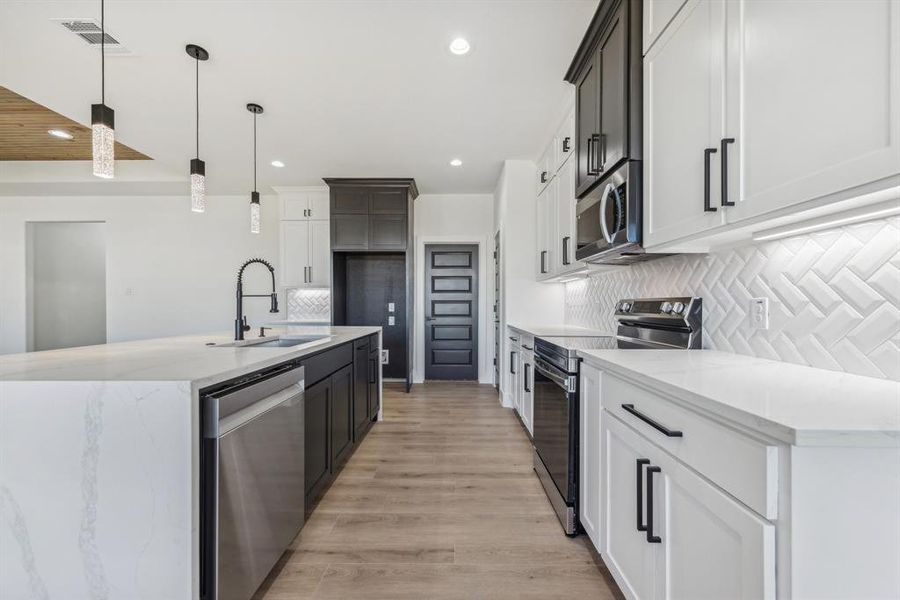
[532,297,702,534]
[200,363,305,600]
[575,160,661,265]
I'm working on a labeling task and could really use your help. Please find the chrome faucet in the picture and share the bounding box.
[235,258,279,341]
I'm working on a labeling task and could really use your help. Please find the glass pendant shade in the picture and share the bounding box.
[91,104,115,179]
[250,192,261,234]
[190,158,206,213]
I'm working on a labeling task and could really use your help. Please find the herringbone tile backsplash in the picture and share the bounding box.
[286,288,331,322]
[565,217,900,380]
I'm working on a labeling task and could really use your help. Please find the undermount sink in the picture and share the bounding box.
[215,334,331,348]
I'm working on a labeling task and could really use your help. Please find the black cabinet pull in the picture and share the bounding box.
[588,134,602,175]
[646,466,662,543]
[636,458,650,532]
[621,404,683,437]
[720,137,735,207]
[703,148,718,213]
[541,171,547,184]
[562,136,571,152]
[540,250,547,274]
[369,358,376,384]
[585,137,593,177]
[510,351,516,375]
[599,133,607,171]
[524,363,531,393]
[562,236,570,265]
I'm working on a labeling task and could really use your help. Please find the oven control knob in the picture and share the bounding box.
[621,302,632,312]
[673,302,685,314]
[660,301,673,314]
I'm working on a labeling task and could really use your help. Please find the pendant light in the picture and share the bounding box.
[185,44,210,212]
[247,103,264,234]
[91,0,114,178]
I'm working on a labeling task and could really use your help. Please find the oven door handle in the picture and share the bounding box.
[534,356,574,393]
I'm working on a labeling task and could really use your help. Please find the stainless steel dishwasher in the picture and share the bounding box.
[200,363,305,600]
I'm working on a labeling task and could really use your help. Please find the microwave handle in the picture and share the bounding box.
[599,182,615,243]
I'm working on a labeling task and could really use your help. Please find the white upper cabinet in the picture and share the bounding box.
[644,0,727,248]
[280,221,311,289]
[308,219,330,287]
[280,189,330,221]
[536,183,555,279]
[555,157,580,276]
[536,144,555,194]
[642,0,687,55]
[724,0,900,223]
[644,0,900,250]
[555,110,576,171]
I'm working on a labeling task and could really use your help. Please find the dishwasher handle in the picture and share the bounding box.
[212,383,304,437]
[203,365,304,438]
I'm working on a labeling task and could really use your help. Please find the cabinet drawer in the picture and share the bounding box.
[302,343,353,387]
[602,373,778,519]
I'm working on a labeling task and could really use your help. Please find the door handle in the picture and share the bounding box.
[721,137,735,207]
[646,466,662,543]
[562,136,571,153]
[510,351,516,375]
[636,459,650,532]
[541,171,548,184]
[308,266,312,282]
[303,266,308,283]
[562,236,570,265]
[524,363,531,393]
[540,250,547,274]
[703,148,718,213]
[588,134,602,176]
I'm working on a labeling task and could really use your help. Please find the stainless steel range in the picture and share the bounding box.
[532,297,702,535]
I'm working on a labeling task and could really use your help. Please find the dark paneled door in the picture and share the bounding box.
[424,245,478,381]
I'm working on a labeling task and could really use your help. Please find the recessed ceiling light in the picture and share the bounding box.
[450,158,463,167]
[449,37,470,55]
[271,160,285,168]
[48,129,74,140]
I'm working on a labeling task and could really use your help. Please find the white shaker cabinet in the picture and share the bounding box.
[536,183,556,280]
[520,337,534,435]
[579,362,602,550]
[643,0,727,248]
[307,219,330,287]
[281,188,330,220]
[642,0,687,54]
[280,220,331,289]
[555,156,579,277]
[724,0,900,223]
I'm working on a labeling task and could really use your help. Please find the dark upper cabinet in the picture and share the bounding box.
[331,214,369,250]
[353,340,370,440]
[304,377,330,501]
[369,214,407,250]
[576,53,601,195]
[330,364,354,469]
[598,2,628,173]
[370,189,408,214]
[332,188,369,214]
[567,0,641,198]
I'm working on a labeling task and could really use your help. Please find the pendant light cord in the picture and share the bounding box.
[100,0,105,104]
[195,58,199,159]
[253,113,258,192]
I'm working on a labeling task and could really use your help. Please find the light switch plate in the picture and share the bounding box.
[381,349,389,365]
[388,302,395,313]
[749,297,769,330]
[388,316,395,326]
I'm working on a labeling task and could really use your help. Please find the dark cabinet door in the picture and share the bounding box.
[575,51,601,196]
[368,349,380,420]
[331,188,369,214]
[330,364,354,468]
[304,378,330,502]
[331,214,369,250]
[598,1,628,173]
[369,214,407,250]
[370,189,407,214]
[353,341,370,440]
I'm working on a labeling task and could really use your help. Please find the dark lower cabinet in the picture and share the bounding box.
[330,364,354,469]
[368,347,380,420]
[353,341,370,440]
[304,377,331,504]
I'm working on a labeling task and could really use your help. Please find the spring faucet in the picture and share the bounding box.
[235,258,279,341]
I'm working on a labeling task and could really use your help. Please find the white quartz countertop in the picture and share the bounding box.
[578,349,900,447]
[0,326,380,388]
[508,324,612,338]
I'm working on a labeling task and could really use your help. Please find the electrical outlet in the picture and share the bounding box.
[388,302,395,313]
[388,316,396,326]
[125,287,134,296]
[381,349,389,365]
[749,297,769,330]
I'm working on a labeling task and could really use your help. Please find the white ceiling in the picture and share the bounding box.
[0,0,596,195]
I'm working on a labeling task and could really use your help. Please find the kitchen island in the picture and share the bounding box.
[0,325,381,600]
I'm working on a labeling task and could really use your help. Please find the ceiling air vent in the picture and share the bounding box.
[53,19,131,55]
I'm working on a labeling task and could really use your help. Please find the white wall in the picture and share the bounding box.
[0,194,281,354]
[413,193,495,384]
[494,160,566,402]
[26,222,107,351]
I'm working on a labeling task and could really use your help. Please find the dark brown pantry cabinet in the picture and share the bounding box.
[566,0,642,198]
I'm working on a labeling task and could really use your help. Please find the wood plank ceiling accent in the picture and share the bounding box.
[0,86,150,161]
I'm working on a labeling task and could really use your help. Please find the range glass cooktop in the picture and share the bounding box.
[537,336,618,355]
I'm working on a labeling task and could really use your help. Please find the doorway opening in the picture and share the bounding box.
[424,244,479,381]
[26,222,107,352]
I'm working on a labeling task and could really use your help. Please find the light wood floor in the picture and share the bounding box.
[254,382,621,600]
